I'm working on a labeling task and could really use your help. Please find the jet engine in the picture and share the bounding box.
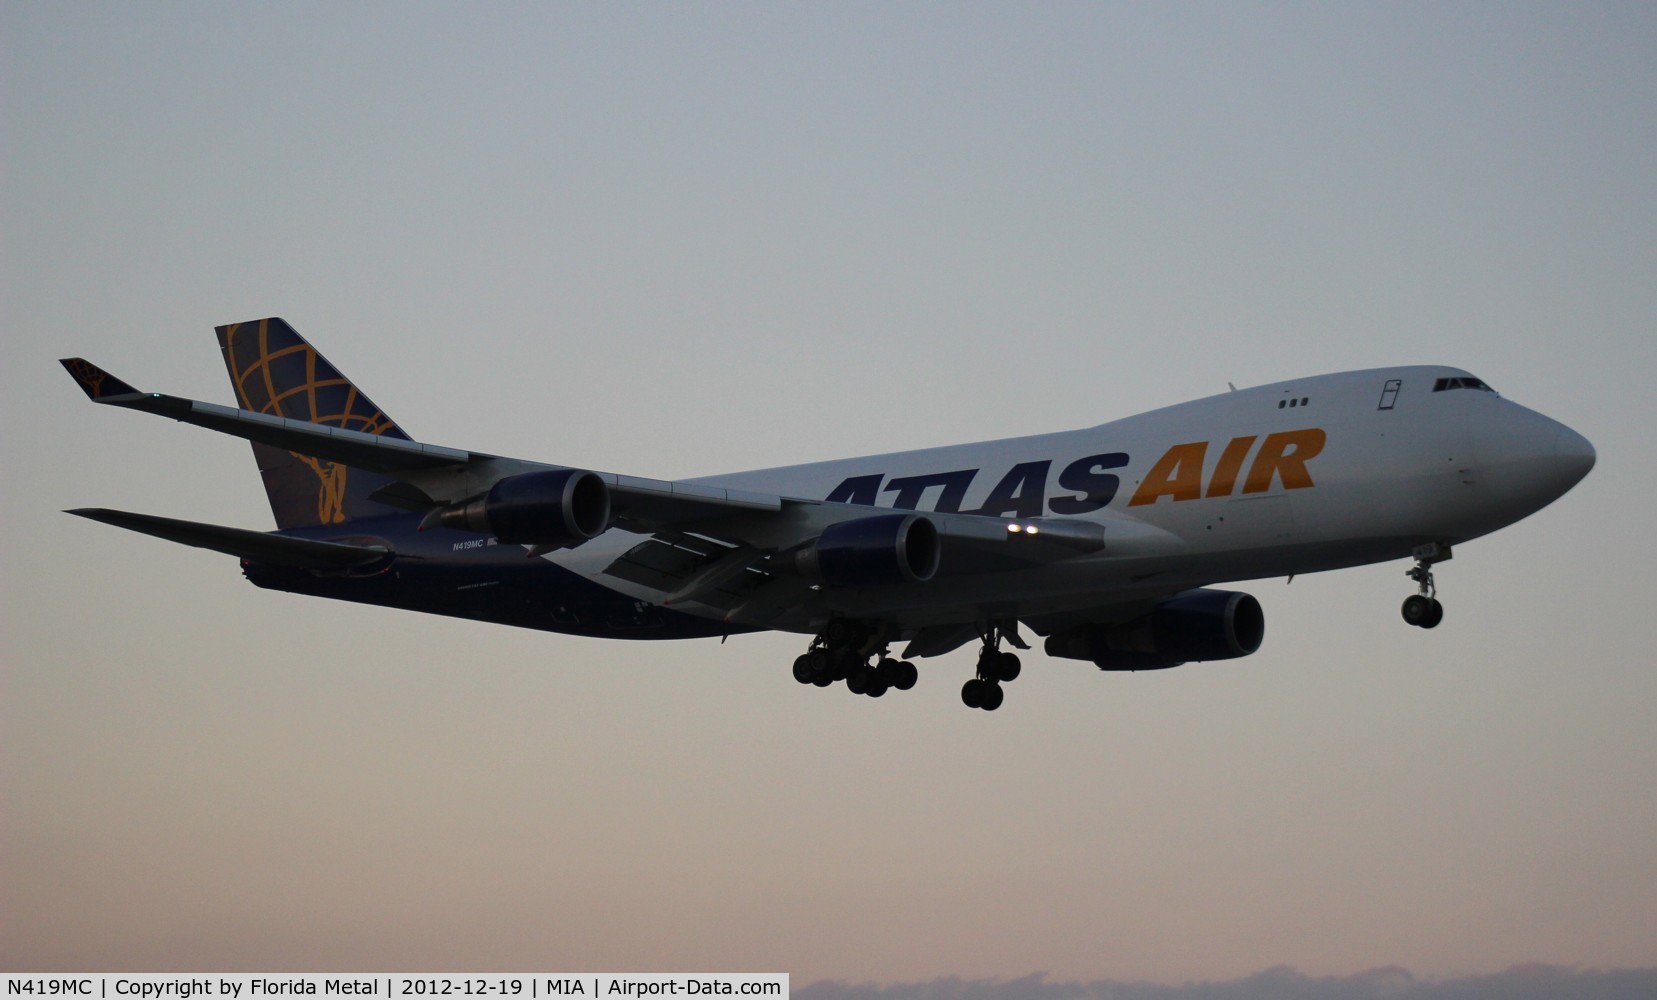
[798,513,940,587]
[1044,588,1264,670]
[438,469,611,546]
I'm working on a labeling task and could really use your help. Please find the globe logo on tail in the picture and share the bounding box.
[218,318,407,527]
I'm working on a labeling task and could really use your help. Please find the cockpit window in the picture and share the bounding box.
[1433,376,1496,393]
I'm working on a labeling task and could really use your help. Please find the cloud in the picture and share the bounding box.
[796,965,1657,1000]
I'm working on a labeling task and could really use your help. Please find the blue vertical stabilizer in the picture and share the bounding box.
[217,317,410,529]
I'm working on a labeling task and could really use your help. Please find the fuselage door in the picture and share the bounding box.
[1378,379,1402,410]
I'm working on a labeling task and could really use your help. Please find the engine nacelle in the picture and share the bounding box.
[439,469,611,546]
[798,513,940,588]
[1044,588,1265,670]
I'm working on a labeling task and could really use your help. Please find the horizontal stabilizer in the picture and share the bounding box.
[66,508,390,570]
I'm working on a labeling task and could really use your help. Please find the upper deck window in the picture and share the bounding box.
[1433,376,1496,393]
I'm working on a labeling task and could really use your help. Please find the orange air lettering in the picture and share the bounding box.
[1128,442,1208,506]
[1242,428,1326,494]
[1204,435,1258,498]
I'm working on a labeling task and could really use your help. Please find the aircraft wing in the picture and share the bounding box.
[67,508,390,571]
[60,357,788,527]
[61,356,1177,628]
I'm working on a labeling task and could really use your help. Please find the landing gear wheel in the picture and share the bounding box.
[1402,594,1433,627]
[1422,598,1444,629]
[797,621,914,699]
[1402,545,1450,629]
[1401,595,1445,628]
[979,682,1004,712]
[890,660,918,691]
[829,648,858,681]
[965,621,1026,710]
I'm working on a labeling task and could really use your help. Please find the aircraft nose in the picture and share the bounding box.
[1552,422,1596,490]
[1465,405,1594,527]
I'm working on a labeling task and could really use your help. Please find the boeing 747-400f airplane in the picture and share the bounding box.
[62,318,1594,711]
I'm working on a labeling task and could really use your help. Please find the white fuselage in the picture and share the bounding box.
[551,366,1593,631]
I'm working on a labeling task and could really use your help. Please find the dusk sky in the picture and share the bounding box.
[4,1,1656,986]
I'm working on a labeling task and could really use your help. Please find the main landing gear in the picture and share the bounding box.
[791,619,919,699]
[1401,543,1450,629]
[961,623,1026,712]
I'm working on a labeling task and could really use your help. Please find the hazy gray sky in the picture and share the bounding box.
[4,1,1655,984]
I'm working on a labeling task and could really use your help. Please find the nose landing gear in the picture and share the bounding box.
[1402,543,1450,629]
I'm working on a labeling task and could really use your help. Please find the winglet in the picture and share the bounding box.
[60,358,141,400]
